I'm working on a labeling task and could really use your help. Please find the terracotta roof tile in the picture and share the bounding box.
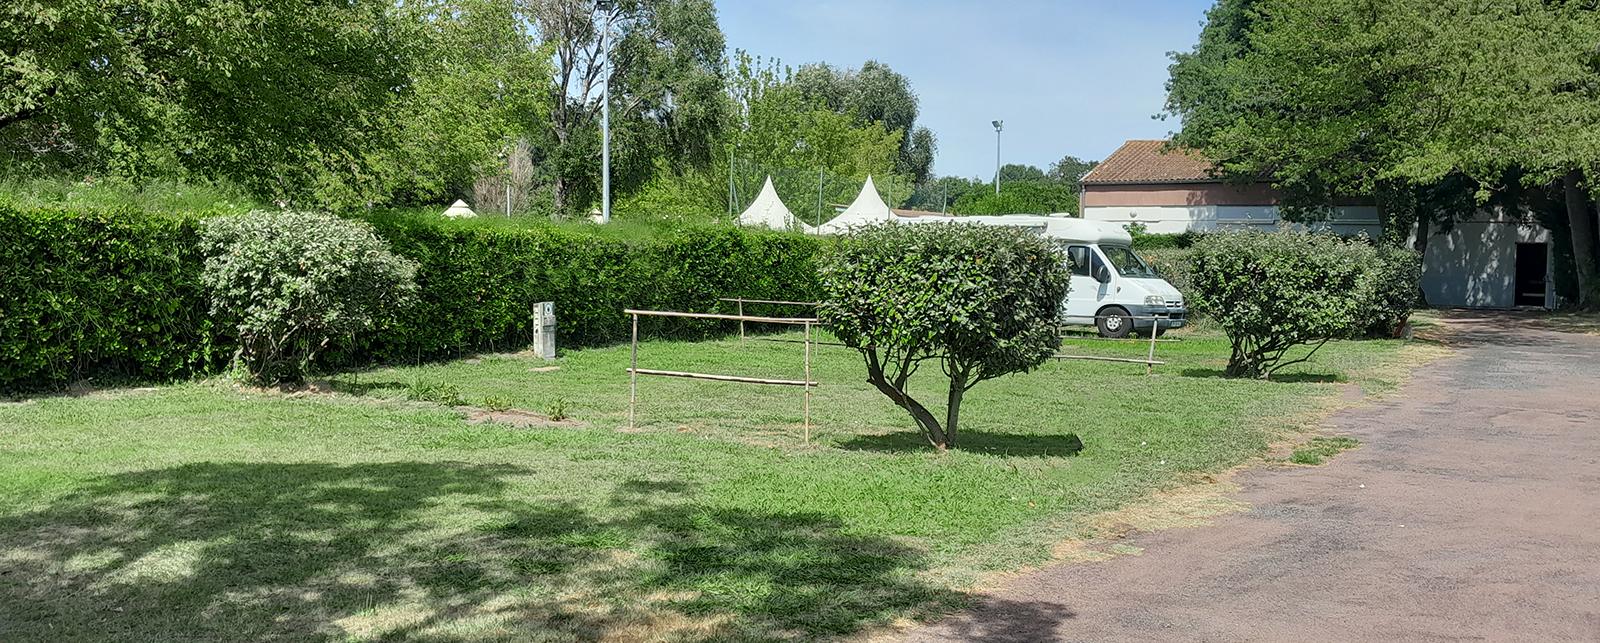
[1080,139,1219,185]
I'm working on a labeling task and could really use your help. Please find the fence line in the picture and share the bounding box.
[717,298,822,339]
[1053,314,1175,375]
[626,308,819,443]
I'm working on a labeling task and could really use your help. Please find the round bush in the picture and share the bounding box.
[1188,230,1418,379]
[820,222,1070,449]
[200,211,418,384]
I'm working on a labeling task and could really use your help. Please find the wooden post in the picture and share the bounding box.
[803,321,812,445]
[738,298,745,339]
[629,313,639,429]
[1146,318,1159,376]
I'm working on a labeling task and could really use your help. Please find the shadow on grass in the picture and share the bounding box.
[324,378,412,397]
[0,463,962,641]
[1179,368,1345,384]
[836,431,1085,457]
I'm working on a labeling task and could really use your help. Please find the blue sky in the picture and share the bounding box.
[717,0,1214,180]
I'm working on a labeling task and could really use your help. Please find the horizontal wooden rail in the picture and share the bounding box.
[1051,355,1166,365]
[628,368,818,387]
[624,308,817,325]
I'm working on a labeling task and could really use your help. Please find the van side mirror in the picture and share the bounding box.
[1094,265,1112,283]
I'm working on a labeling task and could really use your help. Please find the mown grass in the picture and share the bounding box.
[0,327,1420,641]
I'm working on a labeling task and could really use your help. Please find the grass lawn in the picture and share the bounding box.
[0,326,1425,641]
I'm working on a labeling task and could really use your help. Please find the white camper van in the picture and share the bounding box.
[912,216,1186,337]
[1042,218,1186,338]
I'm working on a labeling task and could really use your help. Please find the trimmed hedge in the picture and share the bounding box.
[1,207,822,391]
[341,214,822,363]
[0,207,223,390]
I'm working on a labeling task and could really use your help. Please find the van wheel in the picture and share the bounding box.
[1097,307,1133,339]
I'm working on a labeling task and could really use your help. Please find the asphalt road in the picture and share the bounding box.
[903,312,1600,642]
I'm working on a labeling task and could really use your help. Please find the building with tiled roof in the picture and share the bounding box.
[1080,140,1218,185]
[1081,139,1556,309]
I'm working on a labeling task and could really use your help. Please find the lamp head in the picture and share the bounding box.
[991,120,1003,131]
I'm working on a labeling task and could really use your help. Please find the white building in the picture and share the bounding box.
[1080,140,1554,309]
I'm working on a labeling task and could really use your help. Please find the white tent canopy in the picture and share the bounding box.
[736,176,809,232]
[441,199,477,218]
[817,176,893,234]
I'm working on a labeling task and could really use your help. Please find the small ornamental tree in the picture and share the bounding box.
[200,211,418,384]
[1189,230,1419,379]
[819,223,1070,450]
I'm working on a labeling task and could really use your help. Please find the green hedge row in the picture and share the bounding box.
[0,207,223,391]
[0,207,822,391]
[340,214,823,364]
[1129,229,1202,250]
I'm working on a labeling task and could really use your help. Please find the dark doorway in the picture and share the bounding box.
[1514,243,1549,308]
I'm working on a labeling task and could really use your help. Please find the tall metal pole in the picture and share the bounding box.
[600,20,612,224]
[992,120,1004,196]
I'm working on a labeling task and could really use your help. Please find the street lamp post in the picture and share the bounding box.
[991,120,1003,195]
[598,2,613,224]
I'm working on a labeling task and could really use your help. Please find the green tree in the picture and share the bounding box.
[379,0,552,209]
[0,0,424,205]
[1166,0,1600,307]
[793,60,936,183]
[951,181,1078,215]
[997,164,1046,184]
[531,0,728,215]
[819,223,1071,450]
[1047,155,1099,187]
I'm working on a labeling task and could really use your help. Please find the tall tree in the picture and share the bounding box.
[380,0,552,208]
[1047,155,1098,187]
[0,0,424,205]
[1165,0,1600,306]
[532,0,727,215]
[793,60,936,183]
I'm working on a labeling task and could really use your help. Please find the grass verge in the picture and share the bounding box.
[0,326,1418,640]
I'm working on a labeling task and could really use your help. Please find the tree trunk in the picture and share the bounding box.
[863,359,949,449]
[944,371,966,448]
[1412,209,1432,307]
[1563,170,1598,309]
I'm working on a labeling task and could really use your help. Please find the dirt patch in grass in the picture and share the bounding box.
[1048,472,1249,565]
[464,407,585,429]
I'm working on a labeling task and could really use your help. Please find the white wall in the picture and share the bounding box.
[1420,220,1551,309]
[1082,204,1382,237]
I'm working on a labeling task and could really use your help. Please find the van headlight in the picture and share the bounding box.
[1144,295,1165,306]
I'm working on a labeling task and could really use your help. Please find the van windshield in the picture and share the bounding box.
[1101,245,1158,279]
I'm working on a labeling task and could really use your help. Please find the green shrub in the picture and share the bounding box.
[1189,231,1417,379]
[1125,223,1201,250]
[200,212,419,385]
[1358,244,1423,337]
[820,222,1070,450]
[0,206,221,390]
[1139,247,1196,306]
